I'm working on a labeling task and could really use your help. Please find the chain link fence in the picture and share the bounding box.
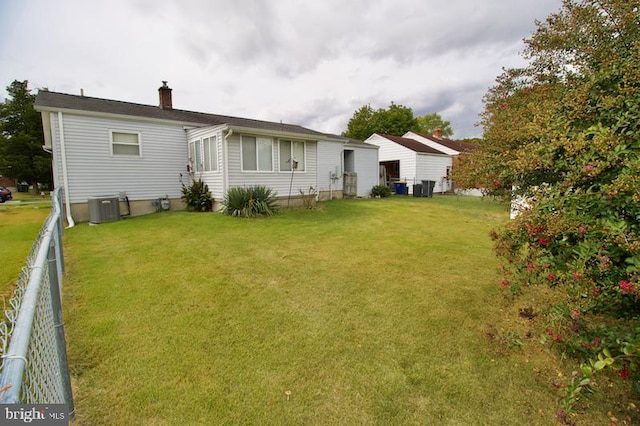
[0,188,74,415]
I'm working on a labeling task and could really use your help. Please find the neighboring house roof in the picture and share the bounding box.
[35,90,328,137]
[377,134,448,155]
[412,132,477,153]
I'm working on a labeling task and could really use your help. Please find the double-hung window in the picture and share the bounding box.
[189,139,203,172]
[189,136,218,173]
[241,135,273,172]
[111,131,141,156]
[279,140,305,171]
[203,136,218,171]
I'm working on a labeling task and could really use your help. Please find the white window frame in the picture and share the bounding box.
[110,130,142,157]
[188,139,203,172]
[203,136,218,172]
[241,135,273,172]
[189,136,219,173]
[278,139,306,172]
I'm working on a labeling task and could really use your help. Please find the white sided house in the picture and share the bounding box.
[317,135,379,200]
[365,133,450,194]
[35,83,378,223]
[403,130,479,196]
[365,131,477,195]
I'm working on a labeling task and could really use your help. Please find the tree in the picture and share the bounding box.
[342,105,376,141]
[0,80,51,190]
[464,0,640,417]
[415,113,453,137]
[342,102,418,140]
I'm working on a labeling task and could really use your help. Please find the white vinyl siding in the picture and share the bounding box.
[316,140,379,198]
[279,140,305,171]
[316,141,343,193]
[367,134,418,184]
[185,126,225,200]
[416,154,453,193]
[241,135,273,172]
[48,113,65,190]
[52,113,188,203]
[111,131,141,156]
[227,134,317,195]
[366,133,452,194]
[353,147,379,197]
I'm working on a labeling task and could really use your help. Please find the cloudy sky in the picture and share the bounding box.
[0,0,562,139]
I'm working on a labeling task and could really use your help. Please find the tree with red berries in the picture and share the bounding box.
[458,0,640,417]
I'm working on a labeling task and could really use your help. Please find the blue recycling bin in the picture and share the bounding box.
[394,182,407,195]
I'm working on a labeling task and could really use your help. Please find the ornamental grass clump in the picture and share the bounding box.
[222,185,278,217]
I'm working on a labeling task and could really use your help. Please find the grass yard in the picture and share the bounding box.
[62,196,609,424]
[0,198,51,295]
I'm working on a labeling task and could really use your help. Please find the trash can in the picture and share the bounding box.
[412,184,422,197]
[394,182,407,195]
[421,180,435,198]
[17,182,29,192]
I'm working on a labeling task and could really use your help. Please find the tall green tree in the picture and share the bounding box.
[0,80,50,190]
[415,112,453,137]
[460,0,640,416]
[342,102,419,140]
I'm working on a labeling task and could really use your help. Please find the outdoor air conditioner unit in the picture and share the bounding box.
[88,196,121,224]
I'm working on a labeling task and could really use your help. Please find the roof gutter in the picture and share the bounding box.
[226,125,324,141]
[57,112,75,228]
[35,105,211,128]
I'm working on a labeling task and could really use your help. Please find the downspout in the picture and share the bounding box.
[223,128,233,202]
[341,150,345,198]
[57,112,75,228]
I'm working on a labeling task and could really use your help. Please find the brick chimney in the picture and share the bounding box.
[432,128,442,139]
[158,81,172,110]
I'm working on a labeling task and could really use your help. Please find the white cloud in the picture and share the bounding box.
[0,0,563,138]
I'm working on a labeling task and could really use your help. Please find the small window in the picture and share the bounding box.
[279,140,305,171]
[241,135,273,172]
[111,131,141,156]
[203,136,218,172]
[189,139,203,172]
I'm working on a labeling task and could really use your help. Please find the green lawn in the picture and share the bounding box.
[0,199,51,295]
[61,196,609,424]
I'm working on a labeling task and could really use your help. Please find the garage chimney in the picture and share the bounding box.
[432,128,442,139]
[158,81,173,110]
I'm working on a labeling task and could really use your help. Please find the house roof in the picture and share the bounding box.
[378,134,448,155]
[35,90,328,138]
[324,133,379,149]
[413,132,477,153]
